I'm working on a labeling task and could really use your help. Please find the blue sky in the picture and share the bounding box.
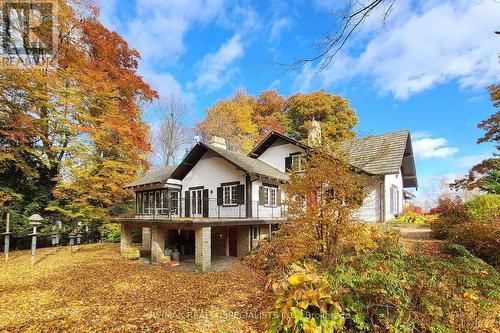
[98,0,499,205]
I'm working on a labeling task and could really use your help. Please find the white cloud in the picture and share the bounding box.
[412,133,458,159]
[189,34,244,93]
[269,17,291,41]
[296,0,500,100]
[455,152,495,168]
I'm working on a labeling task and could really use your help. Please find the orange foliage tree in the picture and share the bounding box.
[0,1,156,228]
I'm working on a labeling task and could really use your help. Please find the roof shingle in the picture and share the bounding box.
[340,129,410,175]
[125,165,177,188]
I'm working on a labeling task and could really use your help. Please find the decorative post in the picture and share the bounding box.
[28,214,43,265]
[2,212,12,261]
[56,220,62,248]
[68,232,76,252]
[51,225,58,253]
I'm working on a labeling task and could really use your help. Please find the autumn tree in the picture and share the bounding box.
[0,1,156,229]
[195,90,258,152]
[154,95,192,166]
[253,89,288,139]
[250,147,368,270]
[286,89,357,144]
[452,78,499,192]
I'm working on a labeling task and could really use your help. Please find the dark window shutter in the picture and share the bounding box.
[276,189,282,206]
[259,186,266,204]
[202,189,209,218]
[236,184,245,204]
[285,156,292,171]
[217,187,223,206]
[184,191,190,217]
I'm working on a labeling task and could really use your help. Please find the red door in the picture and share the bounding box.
[228,227,237,257]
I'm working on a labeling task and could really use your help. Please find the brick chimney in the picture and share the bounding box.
[207,136,227,150]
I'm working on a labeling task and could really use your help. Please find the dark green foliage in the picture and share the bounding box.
[267,235,500,332]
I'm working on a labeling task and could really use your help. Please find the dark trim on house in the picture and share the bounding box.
[221,181,241,187]
[262,182,279,189]
[248,131,311,158]
[189,186,204,190]
[245,175,252,218]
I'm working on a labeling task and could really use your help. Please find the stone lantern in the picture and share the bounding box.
[2,212,11,261]
[28,214,43,265]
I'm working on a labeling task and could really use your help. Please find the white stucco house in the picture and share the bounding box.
[114,126,417,271]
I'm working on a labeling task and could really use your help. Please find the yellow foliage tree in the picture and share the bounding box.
[196,90,258,152]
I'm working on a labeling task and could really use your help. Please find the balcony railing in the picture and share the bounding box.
[130,197,286,220]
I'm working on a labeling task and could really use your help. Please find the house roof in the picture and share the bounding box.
[124,165,178,188]
[248,131,310,157]
[339,129,418,188]
[171,142,288,182]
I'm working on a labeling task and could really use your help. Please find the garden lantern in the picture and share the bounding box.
[76,233,82,245]
[2,212,11,261]
[68,232,76,251]
[28,214,43,265]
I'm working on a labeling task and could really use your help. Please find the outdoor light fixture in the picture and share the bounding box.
[2,212,11,261]
[76,233,82,245]
[28,214,43,265]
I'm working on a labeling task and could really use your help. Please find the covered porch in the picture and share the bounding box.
[115,218,283,272]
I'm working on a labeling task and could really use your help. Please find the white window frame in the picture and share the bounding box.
[262,186,277,207]
[291,154,301,170]
[223,185,238,206]
[390,185,399,214]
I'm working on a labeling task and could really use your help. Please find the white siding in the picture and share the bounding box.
[384,169,404,220]
[181,150,246,218]
[354,179,382,222]
[257,138,304,172]
[251,180,285,219]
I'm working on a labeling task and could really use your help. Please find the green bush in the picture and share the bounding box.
[391,210,436,225]
[430,195,500,267]
[99,223,121,243]
[467,194,500,219]
[266,237,500,332]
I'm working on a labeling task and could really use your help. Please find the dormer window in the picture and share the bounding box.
[285,153,303,172]
[291,154,301,170]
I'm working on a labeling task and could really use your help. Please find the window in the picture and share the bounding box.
[223,185,238,205]
[390,185,399,214]
[191,189,202,215]
[291,154,301,170]
[252,226,259,240]
[262,186,277,206]
[170,191,179,215]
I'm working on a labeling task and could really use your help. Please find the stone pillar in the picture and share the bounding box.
[141,227,151,252]
[120,224,132,255]
[195,227,211,272]
[151,225,165,263]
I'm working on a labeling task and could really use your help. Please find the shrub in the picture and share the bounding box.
[266,236,500,332]
[430,195,500,267]
[430,197,469,239]
[391,209,436,225]
[99,223,121,243]
[466,194,500,219]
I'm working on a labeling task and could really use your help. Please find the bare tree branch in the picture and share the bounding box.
[277,0,395,72]
[153,95,192,166]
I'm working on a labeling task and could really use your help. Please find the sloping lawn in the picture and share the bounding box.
[0,244,268,332]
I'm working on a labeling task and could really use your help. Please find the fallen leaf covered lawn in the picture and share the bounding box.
[0,244,268,332]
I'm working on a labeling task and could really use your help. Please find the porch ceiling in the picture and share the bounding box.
[111,217,285,228]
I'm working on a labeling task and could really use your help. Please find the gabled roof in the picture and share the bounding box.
[339,129,418,188]
[171,142,288,182]
[248,131,310,157]
[125,165,177,188]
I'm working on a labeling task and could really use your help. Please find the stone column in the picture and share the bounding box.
[150,225,165,262]
[141,227,151,252]
[120,224,132,255]
[195,227,211,272]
